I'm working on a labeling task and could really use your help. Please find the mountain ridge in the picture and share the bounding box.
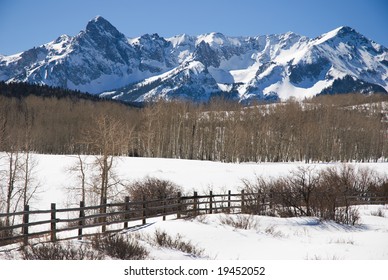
[1,16,387,103]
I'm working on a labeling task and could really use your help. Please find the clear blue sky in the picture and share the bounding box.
[0,0,387,55]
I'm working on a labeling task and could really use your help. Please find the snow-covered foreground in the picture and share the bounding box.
[1,206,388,260]
[137,207,388,260]
[1,153,388,260]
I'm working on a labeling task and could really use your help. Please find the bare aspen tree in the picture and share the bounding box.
[66,154,89,205]
[81,114,130,205]
[5,149,20,227]
[20,105,40,207]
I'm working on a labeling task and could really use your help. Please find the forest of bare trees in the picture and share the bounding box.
[0,83,387,236]
[0,83,387,164]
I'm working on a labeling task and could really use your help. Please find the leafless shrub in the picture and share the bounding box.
[219,214,258,230]
[264,225,284,238]
[123,177,183,216]
[0,218,12,239]
[336,207,361,226]
[91,234,148,260]
[371,208,385,217]
[241,176,276,216]
[317,165,361,225]
[306,254,343,260]
[240,165,384,225]
[194,214,209,224]
[22,241,102,260]
[369,176,388,200]
[126,177,182,201]
[150,229,205,257]
[329,237,356,245]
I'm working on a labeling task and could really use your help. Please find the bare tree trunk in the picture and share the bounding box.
[6,151,19,227]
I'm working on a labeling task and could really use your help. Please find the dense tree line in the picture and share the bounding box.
[133,97,387,162]
[0,81,99,101]
[0,83,387,163]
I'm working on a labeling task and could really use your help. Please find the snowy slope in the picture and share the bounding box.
[1,17,387,102]
[139,208,388,260]
[0,153,388,260]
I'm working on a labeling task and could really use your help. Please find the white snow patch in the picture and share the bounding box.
[264,76,333,100]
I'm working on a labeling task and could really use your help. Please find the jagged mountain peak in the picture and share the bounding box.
[312,25,369,46]
[166,34,195,48]
[196,32,242,48]
[53,34,71,43]
[129,33,170,49]
[83,15,124,41]
[136,33,170,48]
[193,41,220,67]
[86,15,112,30]
[336,25,356,34]
[140,33,163,40]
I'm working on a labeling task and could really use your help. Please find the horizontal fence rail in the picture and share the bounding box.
[1,191,387,248]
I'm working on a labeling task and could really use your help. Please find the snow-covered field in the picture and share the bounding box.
[1,153,388,260]
[14,154,388,209]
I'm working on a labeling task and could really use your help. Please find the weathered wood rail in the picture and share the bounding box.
[0,191,387,247]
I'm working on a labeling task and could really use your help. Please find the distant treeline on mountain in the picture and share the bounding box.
[0,82,387,163]
[0,82,144,109]
[0,81,95,100]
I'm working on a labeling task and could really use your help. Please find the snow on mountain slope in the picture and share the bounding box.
[103,60,220,102]
[1,17,387,103]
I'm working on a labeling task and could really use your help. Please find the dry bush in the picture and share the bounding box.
[370,208,385,217]
[317,165,361,225]
[264,225,284,238]
[150,229,205,257]
[124,177,183,217]
[369,177,388,200]
[91,234,148,260]
[240,165,386,225]
[127,177,182,201]
[0,219,14,246]
[335,207,360,226]
[194,214,209,224]
[241,176,276,216]
[22,242,102,260]
[219,214,258,230]
[329,237,356,245]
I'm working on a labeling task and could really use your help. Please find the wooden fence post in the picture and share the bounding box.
[163,195,167,221]
[142,195,146,225]
[102,198,107,233]
[50,203,56,242]
[209,191,213,214]
[78,201,85,240]
[193,191,198,216]
[23,205,29,246]
[256,193,261,215]
[124,196,130,229]
[228,190,231,213]
[241,190,245,213]
[177,192,182,219]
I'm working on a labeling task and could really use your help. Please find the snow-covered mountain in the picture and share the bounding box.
[1,16,387,103]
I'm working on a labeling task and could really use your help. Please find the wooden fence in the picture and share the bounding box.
[1,190,387,248]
